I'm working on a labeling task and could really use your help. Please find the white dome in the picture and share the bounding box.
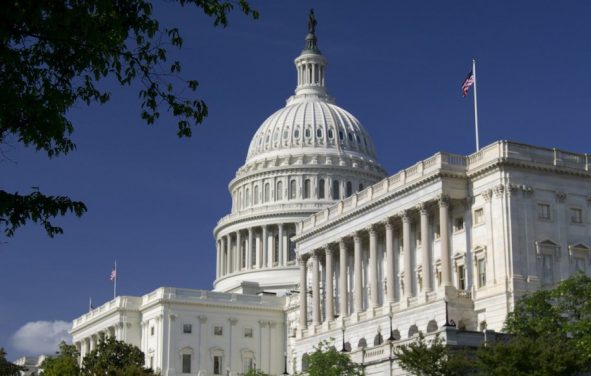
[246,100,379,164]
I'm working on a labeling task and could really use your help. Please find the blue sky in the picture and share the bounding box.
[2,1,590,359]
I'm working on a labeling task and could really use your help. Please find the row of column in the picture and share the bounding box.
[75,325,119,362]
[217,223,295,278]
[299,197,452,328]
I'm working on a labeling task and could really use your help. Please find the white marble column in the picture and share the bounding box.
[402,212,412,298]
[216,240,221,278]
[255,231,262,268]
[236,230,242,271]
[298,256,308,329]
[226,234,232,274]
[338,239,348,316]
[325,247,334,322]
[219,239,226,276]
[369,225,379,308]
[247,228,253,270]
[278,224,284,266]
[353,233,363,313]
[262,225,268,268]
[312,251,321,325]
[420,204,432,292]
[439,196,452,286]
[385,219,395,303]
[267,229,274,268]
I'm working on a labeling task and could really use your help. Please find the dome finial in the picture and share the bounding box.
[308,9,317,34]
[303,9,320,53]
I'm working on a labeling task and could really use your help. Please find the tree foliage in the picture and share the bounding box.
[395,274,591,375]
[0,348,25,376]
[243,369,269,376]
[81,337,155,375]
[297,340,363,376]
[40,342,81,376]
[394,333,474,376]
[0,0,258,238]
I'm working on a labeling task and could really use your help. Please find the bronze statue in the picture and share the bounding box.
[308,9,317,34]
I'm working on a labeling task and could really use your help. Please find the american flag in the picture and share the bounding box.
[462,70,475,97]
[110,266,117,281]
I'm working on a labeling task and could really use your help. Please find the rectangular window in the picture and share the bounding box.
[474,208,484,225]
[571,208,583,223]
[477,259,486,288]
[538,203,551,220]
[542,254,553,285]
[183,324,192,334]
[182,354,191,373]
[457,265,466,290]
[213,355,222,375]
[453,217,464,232]
[214,326,223,336]
[244,328,253,338]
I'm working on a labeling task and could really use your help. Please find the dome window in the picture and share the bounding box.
[316,129,322,138]
[289,179,297,199]
[305,128,311,138]
[348,132,353,141]
[318,179,325,199]
[339,131,344,140]
[294,128,300,139]
[332,180,340,200]
[273,132,279,142]
[303,179,311,199]
[358,183,364,191]
[346,181,353,197]
[356,135,361,143]
[328,129,334,139]
[253,185,259,205]
[283,129,289,139]
[276,181,283,200]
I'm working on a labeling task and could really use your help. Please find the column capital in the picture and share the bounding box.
[416,202,428,215]
[297,254,308,265]
[324,246,334,257]
[438,194,450,207]
[353,232,362,242]
[311,250,320,260]
[366,224,377,235]
[338,238,347,249]
[401,210,410,222]
[198,315,208,323]
[228,317,238,325]
[382,217,394,229]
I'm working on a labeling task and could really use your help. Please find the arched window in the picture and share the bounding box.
[253,185,259,205]
[302,354,309,372]
[408,325,419,338]
[346,181,352,197]
[264,183,270,203]
[318,179,325,199]
[316,128,322,138]
[427,320,438,333]
[245,188,250,207]
[303,179,311,199]
[374,332,384,346]
[357,338,367,349]
[290,179,297,199]
[332,180,340,200]
[328,129,334,139]
[358,183,364,191]
[276,181,283,200]
[305,128,311,138]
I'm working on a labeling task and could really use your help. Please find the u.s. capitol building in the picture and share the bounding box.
[70,14,591,376]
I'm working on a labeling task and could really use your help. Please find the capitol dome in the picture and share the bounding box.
[213,16,386,294]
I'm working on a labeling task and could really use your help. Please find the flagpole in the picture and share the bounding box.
[113,260,117,299]
[472,58,480,151]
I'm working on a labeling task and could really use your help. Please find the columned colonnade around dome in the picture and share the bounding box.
[216,223,297,278]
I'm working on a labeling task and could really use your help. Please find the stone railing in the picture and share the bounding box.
[217,202,326,227]
[300,141,589,233]
[140,287,284,308]
[72,296,141,329]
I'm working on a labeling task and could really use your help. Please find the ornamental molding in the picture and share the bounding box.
[555,191,567,202]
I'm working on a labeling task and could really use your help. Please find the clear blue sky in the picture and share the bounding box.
[2,1,590,359]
